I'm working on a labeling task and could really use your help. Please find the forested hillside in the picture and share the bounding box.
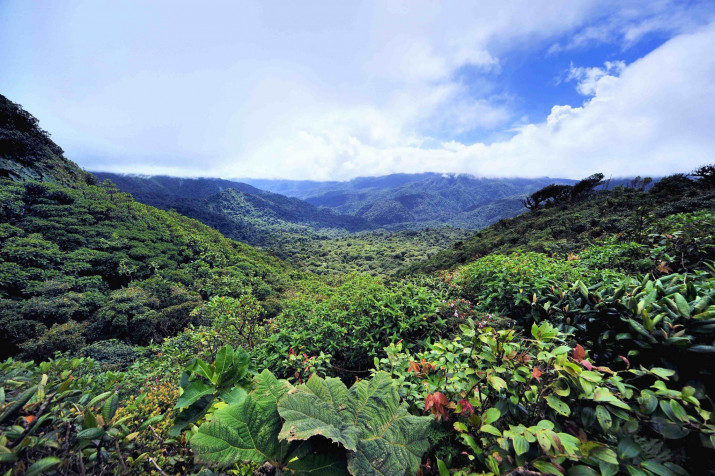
[91,173,475,273]
[403,174,714,275]
[1,95,714,476]
[91,172,369,233]
[0,95,293,362]
[0,95,91,186]
[244,173,576,229]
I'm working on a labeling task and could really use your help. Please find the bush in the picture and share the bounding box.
[254,274,450,379]
[376,320,715,475]
[80,339,138,370]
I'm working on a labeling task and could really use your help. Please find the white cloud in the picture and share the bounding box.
[566,61,626,96]
[229,22,715,180]
[547,0,713,53]
[0,1,713,180]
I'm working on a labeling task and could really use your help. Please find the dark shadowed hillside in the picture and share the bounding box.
[0,94,92,186]
[0,96,294,361]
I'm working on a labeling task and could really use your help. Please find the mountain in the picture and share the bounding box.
[0,94,92,186]
[242,173,577,229]
[92,172,369,231]
[90,173,372,255]
[0,95,293,360]
[239,172,438,199]
[401,175,715,275]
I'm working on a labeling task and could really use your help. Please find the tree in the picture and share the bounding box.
[629,176,652,191]
[691,164,715,188]
[571,173,605,199]
[521,184,573,211]
[193,294,265,356]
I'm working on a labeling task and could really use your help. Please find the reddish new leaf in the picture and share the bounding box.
[618,355,630,368]
[531,367,542,382]
[425,392,451,421]
[420,359,435,374]
[573,344,586,362]
[408,361,421,373]
[457,399,474,415]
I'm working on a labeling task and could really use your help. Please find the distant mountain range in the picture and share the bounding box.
[240,173,577,227]
[91,173,369,251]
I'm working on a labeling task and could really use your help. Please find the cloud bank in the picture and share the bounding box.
[1,1,713,180]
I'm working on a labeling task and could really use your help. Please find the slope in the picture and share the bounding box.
[0,94,92,186]
[401,175,715,275]
[0,96,294,360]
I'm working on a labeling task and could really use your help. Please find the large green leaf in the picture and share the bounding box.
[279,371,431,476]
[191,371,294,466]
[175,381,214,409]
[278,375,358,449]
[215,345,250,387]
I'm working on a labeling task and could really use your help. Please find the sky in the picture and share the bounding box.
[1,1,714,180]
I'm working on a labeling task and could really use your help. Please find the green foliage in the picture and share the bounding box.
[276,227,475,277]
[171,345,252,436]
[80,339,138,371]
[0,355,187,475]
[378,321,715,475]
[0,94,90,186]
[452,252,715,388]
[254,274,452,377]
[192,370,431,476]
[405,183,714,276]
[0,177,292,359]
[190,294,265,353]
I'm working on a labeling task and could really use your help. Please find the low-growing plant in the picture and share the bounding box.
[377,320,715,475]
[191,370,433,475]
[170,345,252,436]
[0,355,181,475]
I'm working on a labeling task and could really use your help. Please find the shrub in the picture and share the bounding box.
[376,320,715,475]
[254,275,450,379]
[80,339,138,370]
[191,370,432,475]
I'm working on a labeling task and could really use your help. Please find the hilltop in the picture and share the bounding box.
[0,94,91,186]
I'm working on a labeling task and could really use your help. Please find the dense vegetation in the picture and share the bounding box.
[1,96,714,475]
[0,95,91,187]
[0,96,293,362]
[93,173,475,275]
[242,173,574,229]
[403,175,714,276]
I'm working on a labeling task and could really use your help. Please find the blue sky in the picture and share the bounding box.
[1,1,714,180]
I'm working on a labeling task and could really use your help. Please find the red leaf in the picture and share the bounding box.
[408,361,420,373]
[531,367,542,382]
[457,399,474,415]
[573,344,586,362]
[618,355,630,368]
[581,360,593,370]
[425,392,450,421]
[420,359,435,374]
